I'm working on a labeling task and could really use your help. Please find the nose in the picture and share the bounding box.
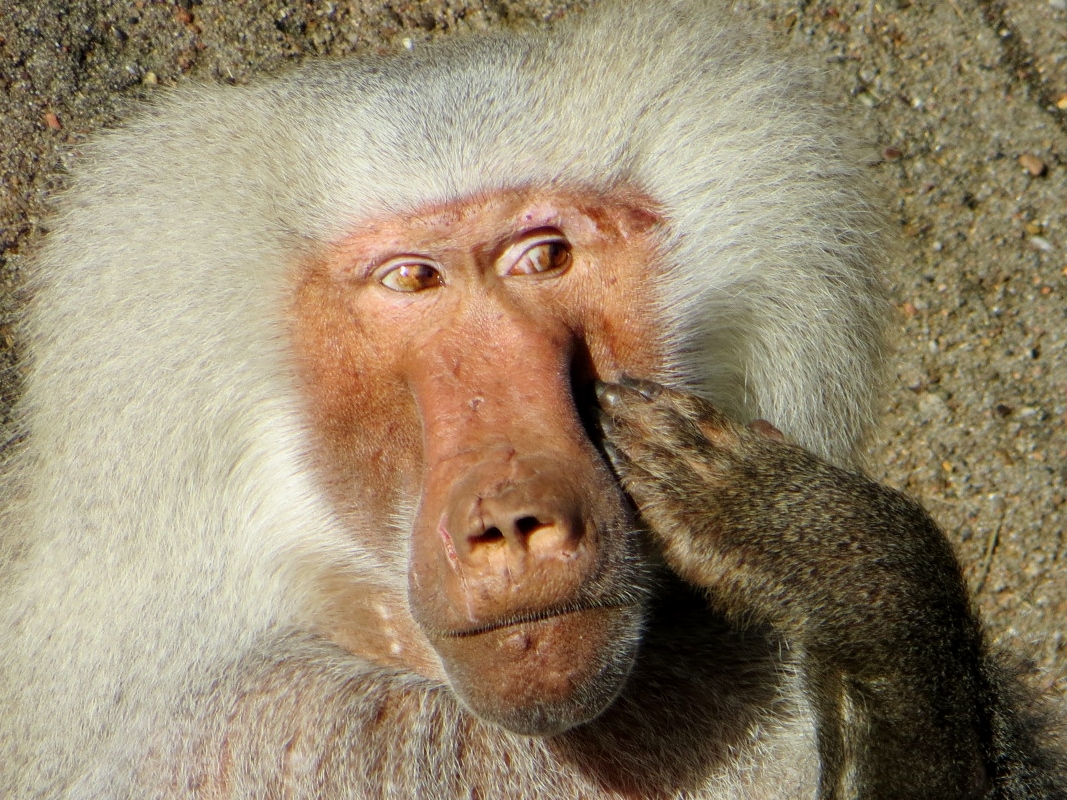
[444,454,586,578]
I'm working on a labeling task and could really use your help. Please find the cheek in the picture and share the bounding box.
[570,249,667,384]
[583,302,665,382]
[288,269,424,520]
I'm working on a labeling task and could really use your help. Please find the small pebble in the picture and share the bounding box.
[43,112,62,130]
[1018,153,1048,177]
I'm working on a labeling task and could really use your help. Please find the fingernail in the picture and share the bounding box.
[595,380,620,407]
[595,408,616,434]
[602,439,623,468]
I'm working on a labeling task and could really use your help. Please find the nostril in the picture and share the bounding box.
[466,517,555,551]
[515,516,545,537]
[470,526,505,547]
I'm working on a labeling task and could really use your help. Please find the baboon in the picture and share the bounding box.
[0,1,1063,797]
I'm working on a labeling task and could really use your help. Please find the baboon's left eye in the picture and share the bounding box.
[506,239,571,277]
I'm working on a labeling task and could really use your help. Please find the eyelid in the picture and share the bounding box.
[372,254,439,277]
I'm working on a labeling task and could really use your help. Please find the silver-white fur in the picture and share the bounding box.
[0,1,890,796]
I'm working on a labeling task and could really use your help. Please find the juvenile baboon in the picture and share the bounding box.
[597,376,1064,798]
[0,1,1063,798]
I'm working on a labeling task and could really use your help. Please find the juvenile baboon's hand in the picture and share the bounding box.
[595,376,962,637]
[594,376,798,611]
[595,375,765,505]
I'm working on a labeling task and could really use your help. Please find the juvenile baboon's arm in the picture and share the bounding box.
[597,378,992,800]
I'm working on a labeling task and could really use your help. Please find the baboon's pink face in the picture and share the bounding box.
[291,186,665,734]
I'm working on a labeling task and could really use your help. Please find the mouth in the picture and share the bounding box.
[441,599,643,639]
[431,598,648,736]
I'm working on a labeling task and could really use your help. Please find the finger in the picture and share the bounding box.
[594,378,656,412]
[594,407,617,438]
[617,374,664,400]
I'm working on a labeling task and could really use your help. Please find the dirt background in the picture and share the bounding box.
[1,0,1064,705]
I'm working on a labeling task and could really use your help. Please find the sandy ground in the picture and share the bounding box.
[1,0,1064,708]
